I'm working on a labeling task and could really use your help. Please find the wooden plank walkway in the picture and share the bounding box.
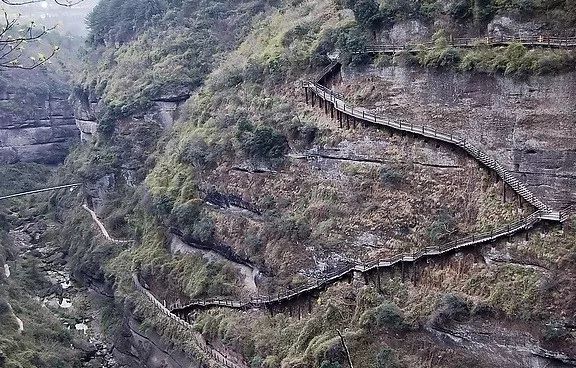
[363,34,576,54]
[303,79,557,217]
[131,64,574,363]
[168,210,543,314]
[133,274,250,368]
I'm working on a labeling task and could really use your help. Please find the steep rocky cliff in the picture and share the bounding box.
[15,0,576,367]
[0,69,78,164]
[335,66,576,210]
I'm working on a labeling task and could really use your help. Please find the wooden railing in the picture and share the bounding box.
[170,210,542,314]
[304,81,556,216]
[132,274,249,368]
[363,34,576,53]
[133,62,575,362]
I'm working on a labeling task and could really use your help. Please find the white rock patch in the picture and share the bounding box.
[60,298,72,308]
[4,264,10,278]
[75,323,88,334]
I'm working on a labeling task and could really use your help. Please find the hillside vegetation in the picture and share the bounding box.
[35,0,576,367]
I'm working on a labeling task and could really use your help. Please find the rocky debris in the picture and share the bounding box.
[488,16,546,38]
[428,320,575,368]
[386,20,430,44]
[8,220,119,367]
[203,190,262,216]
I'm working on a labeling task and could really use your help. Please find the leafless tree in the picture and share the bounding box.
[0,0,83,69]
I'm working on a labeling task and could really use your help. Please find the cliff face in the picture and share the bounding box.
[0,70,79,164]
[336,67,576,210]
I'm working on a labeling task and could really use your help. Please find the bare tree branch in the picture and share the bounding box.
[0,0,83,69]
[1,0,83,7]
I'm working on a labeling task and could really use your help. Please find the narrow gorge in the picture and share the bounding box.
[0,0,575,368]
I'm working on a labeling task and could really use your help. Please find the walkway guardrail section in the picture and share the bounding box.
[170,211,542,314]
[303,81,552,215]
[132,274,249,368]
[363,34,576,53]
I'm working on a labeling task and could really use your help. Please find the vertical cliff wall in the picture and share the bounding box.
[337,66,576,210]
[0,69,79,164]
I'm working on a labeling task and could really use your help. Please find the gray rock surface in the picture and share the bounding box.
[338,66,576,210]
[0,70,79,164]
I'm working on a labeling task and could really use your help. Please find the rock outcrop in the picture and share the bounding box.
[0,69,79,164]
[337,66,576,210]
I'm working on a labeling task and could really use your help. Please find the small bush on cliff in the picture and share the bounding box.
[429,293,471,327]
[379,167,403,187]
[459,43,576,75]
[319,361,342,368]
[178,137,222,170]
[428,208,456,243]
[376,347,400,368]
[236,121,289,161]
[360,302,408,332]
[418,30,461,68]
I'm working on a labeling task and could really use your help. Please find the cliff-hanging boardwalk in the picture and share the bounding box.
[132,274,250,368]
[362,34,576,54]
[168,210,545,315]
[124,63,574,364]
[302,75,559,219]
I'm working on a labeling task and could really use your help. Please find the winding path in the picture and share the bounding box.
[303,75,559,218]
[170,211,544,314]
[132,274,249,368]
[122,64,573,365]
[82,204,132,244]
[165,65,572,313]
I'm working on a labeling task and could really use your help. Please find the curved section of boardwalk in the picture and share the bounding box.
[132,64,573,361]
[303,80,558,218]
[170,211,542,314]
[82,204,132,244]
[133,274,249,368]
[0,183,82,201]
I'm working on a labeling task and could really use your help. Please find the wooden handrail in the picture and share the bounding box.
[168,210,542,314]
[0,183,82,201]
[304,81,553,213]
[362,34,576,53]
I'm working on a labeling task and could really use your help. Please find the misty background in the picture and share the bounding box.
[13,0,98,37]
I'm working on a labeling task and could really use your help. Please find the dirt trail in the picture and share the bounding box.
[170,235,259,294]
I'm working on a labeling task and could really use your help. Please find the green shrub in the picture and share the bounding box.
[418,31,461,68]
[179,137,222,170]
[428,208,456,243]
[429,293,471,326]
[236,121,288,160]
[360,302,408,332]
[379,168,403,186]
[459,43,576,75]
[319,360,341,368]
[376,347,400,368]
[337,26,372,66]
[251,355,264,368]
[352,0,385,30]
[192,217,216,243]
